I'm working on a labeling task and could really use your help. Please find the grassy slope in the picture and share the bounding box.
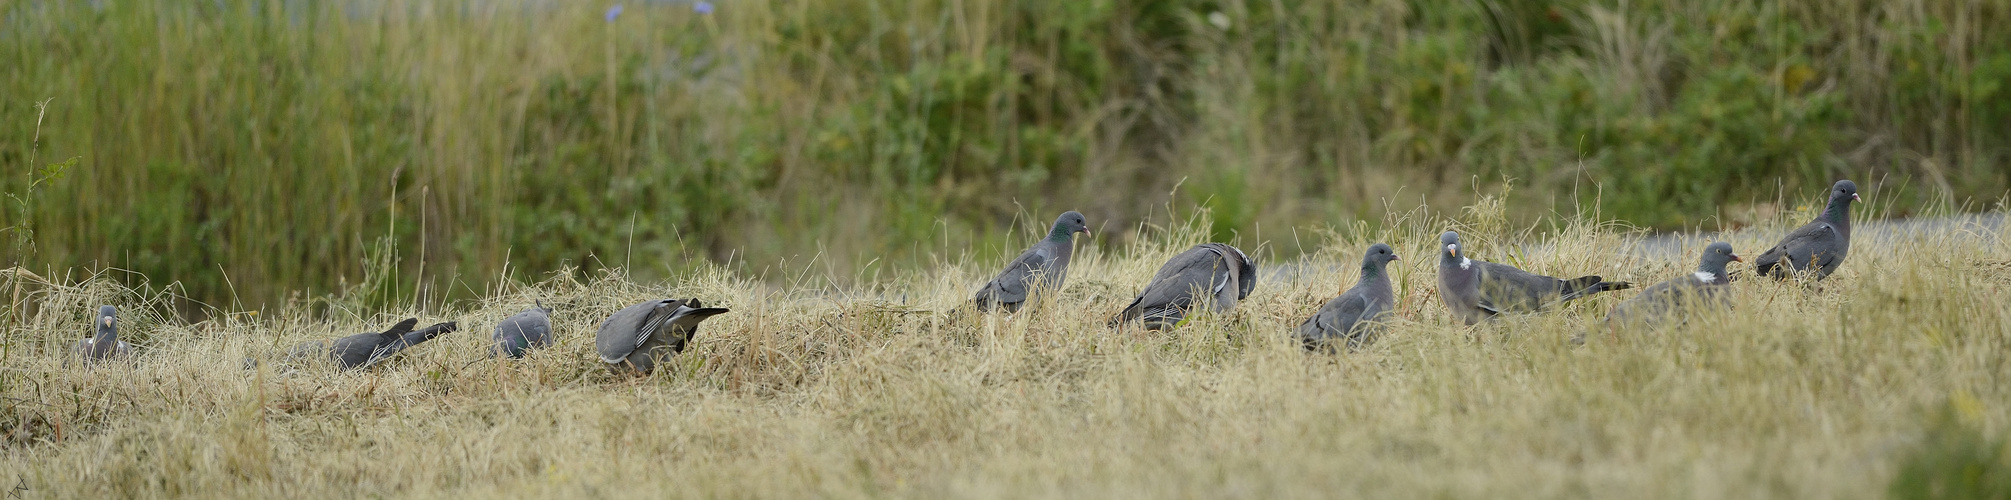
[2,205,2007,498]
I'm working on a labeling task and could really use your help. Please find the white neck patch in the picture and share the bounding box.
[1694,271,1716,283]
[1460,258,1472,270]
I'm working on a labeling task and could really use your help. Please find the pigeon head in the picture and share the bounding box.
[1826,180,1859,219]
[1831,180,1859,202]
[1361,243,1399,277]
[1698,242,1741,277]
[1048,211,1091,240]
[96,305,118,338]
[1438,231,1462,260]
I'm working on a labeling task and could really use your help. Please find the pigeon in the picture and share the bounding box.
[1296,243,1400,351]
[70,305,131,364]
[490,302,555,358]
[595,298,730,375]
[1605,242,1741,327]
[1436,231,1631,325]
[1754,180,1860,280]
[287,318,459,370]
[1110,243,1257,330]
[973,211,1091,312]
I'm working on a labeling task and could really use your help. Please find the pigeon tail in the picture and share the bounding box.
[1108,297,1147,327]
[1554,276,1632,303]
[379,318,420,338]
[398,321,459,347]
[361,321,457,369]
[670,307,731,324]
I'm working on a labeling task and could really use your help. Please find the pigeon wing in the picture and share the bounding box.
[1756,221,1839,276]
[597,300,666,363]
[976,246,1053,307]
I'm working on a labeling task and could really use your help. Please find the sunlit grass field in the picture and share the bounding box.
[4,202,2006,498]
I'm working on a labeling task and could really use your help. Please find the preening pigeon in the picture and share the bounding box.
[288,318,459,370]
[1754,180,1859,280]
[1110,243,1257,330]
[491,302,555,358]
[70,305,131,364]
[973,211,1090,312]
[595,298,730,375]
[1296,243,1400,351]
[1436,231,1631,325]
[1605,242,1740,326]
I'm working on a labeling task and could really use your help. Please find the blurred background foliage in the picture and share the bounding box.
[2,0,2006,310]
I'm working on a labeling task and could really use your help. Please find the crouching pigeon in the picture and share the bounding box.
[973,211,1091,313]
[1755,180,1859,280]
[1436,231,1630,325]
[1605,242,1740,327]
[288,318,459,370]
[1296,244,1400,351]
[491,302,555,358]
[1110,243,1257,330]
[595,298,729,375]
[70,305,131,365]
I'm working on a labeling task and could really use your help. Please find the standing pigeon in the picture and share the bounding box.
[1754,180,1860,280]
[288,318,459,370]
[1436,231,1631,325]
[1110,243,1257,330]
[1605,242,1741,326]
[490,302,555,358]
[70,305,131,364]
[1297,243,1400,351]
[595,298,730,375]
[973,211,1091,312]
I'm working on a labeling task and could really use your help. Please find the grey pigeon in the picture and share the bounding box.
[1297,243,1400,351]
[1754,180,1859,280]
[1436,231,1631,325]
[1110,243,1257,330]
[490,302,555,358]
[595,298,729,375]
[288,318,459,370]
[1605,242,1741,327]
[70,305,131,364]
[973,211,1091,312]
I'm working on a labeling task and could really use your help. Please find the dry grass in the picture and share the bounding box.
[2,204,2008,498]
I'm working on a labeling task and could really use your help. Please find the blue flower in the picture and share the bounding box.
[693,1,714,14]
[604,4,623,22]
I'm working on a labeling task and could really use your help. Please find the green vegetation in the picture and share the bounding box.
[2,203,2007,497]
[3,0,2009,310]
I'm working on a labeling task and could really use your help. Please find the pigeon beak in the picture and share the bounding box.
[1447,244,1458,257]
[1852,193,1861,202]
[1729,254,1743,262]
[102,317,113,328]
[1390,255,1401,261]
[1082,229,1092,238]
